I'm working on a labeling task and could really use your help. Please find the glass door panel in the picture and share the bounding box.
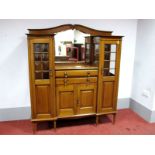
[33,43,50,80]
[103,44,117,76]
[85,44,91,63]
[94,44,99,65]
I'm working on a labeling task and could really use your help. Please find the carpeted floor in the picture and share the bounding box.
[0,109,155,135]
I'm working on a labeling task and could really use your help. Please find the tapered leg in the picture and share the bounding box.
[96,115,99,126]
[32,122,37,134]
[113,113,116,124]
[54,120,56,131]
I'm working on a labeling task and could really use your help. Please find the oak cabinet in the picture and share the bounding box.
[56,79,97,117]
[27,24,123,132]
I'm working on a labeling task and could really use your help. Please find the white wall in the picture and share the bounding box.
[0,19,137,109]
[131,19,155,111]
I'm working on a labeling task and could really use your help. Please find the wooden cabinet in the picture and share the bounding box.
[27,24,123,132]
[56,78,97,117]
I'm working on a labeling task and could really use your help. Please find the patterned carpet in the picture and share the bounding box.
[0,109,155,135]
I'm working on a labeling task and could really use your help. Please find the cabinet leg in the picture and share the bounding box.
[54,120,56,131]
[32,122,37,134]
[96,116,99,126]
[113,114,116,124]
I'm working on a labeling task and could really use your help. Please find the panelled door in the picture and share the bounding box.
[28,37,55,120]
[77,83,97,115]
[56,84,76,117]
[97,38,122,113]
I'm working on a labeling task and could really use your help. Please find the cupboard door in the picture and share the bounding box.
[97,39,122,113]
[77,83,97,114]
[56,85,76,117]
[28,37,55,119]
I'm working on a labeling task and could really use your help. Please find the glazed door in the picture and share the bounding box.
[97,39,121,113]
[56,85,76,117]
[77,83,97,115]
[29,37,55,120]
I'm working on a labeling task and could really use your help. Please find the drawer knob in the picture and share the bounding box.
[64,78,68,86]
[64,72,68,78]
[87,72,90,77]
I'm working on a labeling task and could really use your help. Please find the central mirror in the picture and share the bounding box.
[55,29,90,63]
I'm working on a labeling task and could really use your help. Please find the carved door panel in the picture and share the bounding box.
[77,84,97,114]
[56,84,76,117]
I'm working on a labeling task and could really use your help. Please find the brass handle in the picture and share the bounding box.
[64,72,68,78]
[87,77,90,83]
[87,72,90,77]
[64,78,68,86]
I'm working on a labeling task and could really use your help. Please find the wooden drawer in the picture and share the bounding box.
[55,70,98,78]
[56,77,97,85]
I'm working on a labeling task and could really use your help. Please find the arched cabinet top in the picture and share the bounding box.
[27,24,113,36]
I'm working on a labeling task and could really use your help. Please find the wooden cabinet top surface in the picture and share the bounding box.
[55,63,98,70]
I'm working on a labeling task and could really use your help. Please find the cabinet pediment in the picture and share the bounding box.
[27,24,113,36]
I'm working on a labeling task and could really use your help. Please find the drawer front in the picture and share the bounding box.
[56,77,97,85]
[55,70,98,78]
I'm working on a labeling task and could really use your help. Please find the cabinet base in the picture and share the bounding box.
[31,113,117,133]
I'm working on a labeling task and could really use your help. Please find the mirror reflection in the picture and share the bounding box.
[55,30,90,62]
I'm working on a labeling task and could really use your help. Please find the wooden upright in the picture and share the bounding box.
[27,24,123,132]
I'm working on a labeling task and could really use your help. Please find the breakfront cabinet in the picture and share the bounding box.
[27,24,123,132]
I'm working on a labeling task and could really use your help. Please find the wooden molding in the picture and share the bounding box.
[27,24,113,36]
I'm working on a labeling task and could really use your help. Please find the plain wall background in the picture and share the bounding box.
[0,19,137,109]
[131,19,155,110]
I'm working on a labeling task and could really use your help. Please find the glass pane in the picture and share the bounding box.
[110,68,115,75]
[33,43,50,80]
[110,53,116,61]
[104,44,111,51]
[34,43,49,52]
[103,69,115,76]
[104,53,111,60]
[43,72,49,79]
[110,61,115,68]
[42,53,49,61]
[35,72,42,79]
[111,44,116,52]
[34,53,41,61]
[103,43,117,76]
[93,37,100,43]
[43,61,49,70]
[35,62,42,70]
[94,44,99,64]
[85,44,90,63]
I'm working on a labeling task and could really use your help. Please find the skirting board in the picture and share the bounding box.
[130,99,155,123]
[0,107,31,122]
[0,98,155,123]
[0,98,130,122]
